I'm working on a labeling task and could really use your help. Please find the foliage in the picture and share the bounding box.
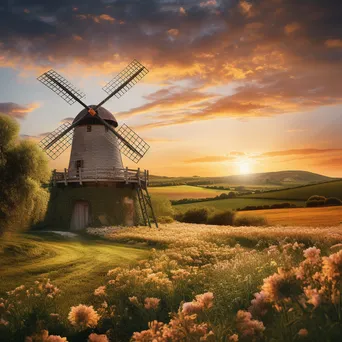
[324,197,342,206]
[180,208,209,224]
[234,215,268,227]
[207,210,235,225]
[0,115,50,234]
[150,195,174,219]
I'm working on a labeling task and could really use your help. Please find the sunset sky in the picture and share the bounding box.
[1,0,342,177]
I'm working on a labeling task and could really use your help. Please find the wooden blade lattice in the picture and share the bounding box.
[37,70,86,105]
[102,60,149,99]
[116,124,150,163]
[39,123,74,160]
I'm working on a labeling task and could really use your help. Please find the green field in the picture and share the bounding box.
[0,233,147,314]
[174,198,305,212]
[149,185,230,200]
[244,180,342,201]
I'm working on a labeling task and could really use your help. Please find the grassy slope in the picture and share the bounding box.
[174,198,305,212]
[238,206,342,227]
[243,180,342,200]
[149,185,231,200]
[0,233,147,314]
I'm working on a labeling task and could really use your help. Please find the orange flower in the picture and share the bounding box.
[68,304,99,330]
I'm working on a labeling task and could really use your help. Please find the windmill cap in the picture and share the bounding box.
[73,105,118,127]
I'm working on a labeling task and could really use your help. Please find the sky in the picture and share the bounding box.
[1,0,342,177]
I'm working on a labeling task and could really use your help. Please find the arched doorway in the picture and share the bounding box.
[70,201,90,231]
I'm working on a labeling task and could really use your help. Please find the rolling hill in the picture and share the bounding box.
[149,170,336,187]
[243,180,342,201]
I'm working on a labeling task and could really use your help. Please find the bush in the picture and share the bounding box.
[207,210,235,226]
[324,197,342,206]
[234,215,268,226]
[308,195,326,201]
[181,208,209,224]
[150,195,174,218]
[157,216,174,224]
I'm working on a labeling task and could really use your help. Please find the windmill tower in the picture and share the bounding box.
[38,60,157,230]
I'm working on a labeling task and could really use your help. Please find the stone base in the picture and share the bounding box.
[44,183,142,230]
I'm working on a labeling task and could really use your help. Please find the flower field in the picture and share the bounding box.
[1,223,342,341]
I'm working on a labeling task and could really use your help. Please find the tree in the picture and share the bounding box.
[0,114,50,234]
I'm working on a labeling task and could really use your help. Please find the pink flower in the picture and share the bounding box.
[236,310,265,338]
[303,247,320,262]
[144,297,160,310]
[182,301,203,315]
[68,304,99,329]
[248,291,269,316]
[195,292,214,309]
[229,334,239,341]
[304,286,321,307]
[94,286,106,296]
[298,328,308,337]
[88,333,109,342]
[322,250,342,281]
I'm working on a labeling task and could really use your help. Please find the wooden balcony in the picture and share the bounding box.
[51,167,149,186]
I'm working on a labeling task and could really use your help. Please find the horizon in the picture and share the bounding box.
[1,1,342,177]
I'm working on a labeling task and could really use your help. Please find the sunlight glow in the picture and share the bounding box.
[238,161,251,175]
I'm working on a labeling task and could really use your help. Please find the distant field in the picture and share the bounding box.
[244,180,342,201]
[173,198,305,212]
[149,185,230,200]
[238,206,342,227]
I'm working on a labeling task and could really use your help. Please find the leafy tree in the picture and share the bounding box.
[0,114,50,234]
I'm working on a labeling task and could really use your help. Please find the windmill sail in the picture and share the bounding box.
[39,122,74,160]
[37,70,86,106]
[116,124,150,163]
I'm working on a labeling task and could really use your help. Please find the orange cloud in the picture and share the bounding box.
[167,29,180,37]
[284,22,300,35]
[325,39,342,48]
[0,102,40,118]
[185,156,233,163]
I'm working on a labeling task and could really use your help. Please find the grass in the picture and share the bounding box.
[0,232,147,315]
[238,206,342,227]
[174,198,305,212]
[244,179,342,200]
[149,185,231,200]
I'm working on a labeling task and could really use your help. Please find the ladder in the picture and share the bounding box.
[136,178,158,228]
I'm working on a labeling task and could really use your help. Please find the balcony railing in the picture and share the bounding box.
[51,167,149,186]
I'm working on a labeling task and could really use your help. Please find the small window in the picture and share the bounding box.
[87,125,92,132]
[76,160,84,168]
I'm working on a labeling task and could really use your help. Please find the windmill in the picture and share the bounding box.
[38,60,157,230]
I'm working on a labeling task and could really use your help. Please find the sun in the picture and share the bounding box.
[238,161,251,175]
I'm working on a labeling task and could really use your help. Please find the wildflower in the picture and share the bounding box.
[144,297,160,310]
[195,292,214,309]
[229,334,239,341]
[88,333,109,342]
[68,304,99,329]
[182,301,203,315]
[46,336,68,342]
[298,328,308,337]
[262,268,302,302]
[129,296,139,305]
[94,286,106,296]
[0,318,8,326]
[25,330,68,342]
[236,310,265,338]
[303,247,321,263]
[322,250,342,281]
[248,291,269,317]
[304,286,321,307]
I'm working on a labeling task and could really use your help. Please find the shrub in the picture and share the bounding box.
[157,216,174,224]
[150,195,174,218]
[207,210,235,226]
[234,215,268,226]
[308,195,326,201]
[306,199,325,207]
[228,191,236,198]
[181,208,209,224]
[324,197,342,206]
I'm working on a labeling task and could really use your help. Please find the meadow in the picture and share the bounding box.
[244,180,342,200]
[0,233,147,315]
[148,185,230,200]
[173,197,305,212]
[239,206,342,227]
[1,223,342,341]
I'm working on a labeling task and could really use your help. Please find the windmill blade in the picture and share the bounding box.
[117,124,150,163]
[37,69,88,108]
[39,122,74,160]
[94,115,144,159]
[96,59,149,108]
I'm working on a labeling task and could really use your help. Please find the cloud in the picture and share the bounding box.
[1,0,342,126]
[0,102,40,118]
[60,117,74,124]
[261,149,342,158]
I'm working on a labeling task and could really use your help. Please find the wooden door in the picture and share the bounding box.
[70,201,89,231]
